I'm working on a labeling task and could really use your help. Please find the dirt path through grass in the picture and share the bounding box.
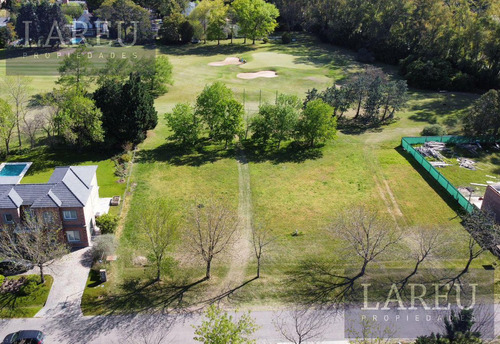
[218,149,253,297]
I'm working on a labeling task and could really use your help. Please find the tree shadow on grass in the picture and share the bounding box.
[396,145,465,217]
[337,119,386,136]
[137,139,324,166]
[242,140,324,164]
[136,140,236,167]
[158,43,254,57]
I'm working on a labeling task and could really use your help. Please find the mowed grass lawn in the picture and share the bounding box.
[0,275,53,318]
[3,35,493,310]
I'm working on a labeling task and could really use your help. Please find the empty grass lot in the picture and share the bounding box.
[3,34,494,312]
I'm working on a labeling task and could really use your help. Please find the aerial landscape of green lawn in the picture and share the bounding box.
[1,34,495,314]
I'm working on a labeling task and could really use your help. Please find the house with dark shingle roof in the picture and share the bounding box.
[0,165,109,247]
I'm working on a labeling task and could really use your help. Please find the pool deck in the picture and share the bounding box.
[0,162,32,184]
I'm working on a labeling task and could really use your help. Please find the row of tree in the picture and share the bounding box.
[252,95,336,148]
[160,0,279,45]
[272,0,500,91]
[166,82,338,150]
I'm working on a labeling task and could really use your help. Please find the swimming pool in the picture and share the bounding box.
[0,163,28,176]
[70,37,84,44]
[0,162,32,184]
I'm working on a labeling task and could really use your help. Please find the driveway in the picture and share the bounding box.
[26,248,92,318]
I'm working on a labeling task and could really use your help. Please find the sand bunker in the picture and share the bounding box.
[208,57,243,66]
[236,71,278,79]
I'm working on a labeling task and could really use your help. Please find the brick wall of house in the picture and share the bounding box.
[0,209,20,226]
[59,207,90,247]
[482,186,500,223]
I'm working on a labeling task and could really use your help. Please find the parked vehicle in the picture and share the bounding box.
[0,260,34,276]
[2,330,44,344]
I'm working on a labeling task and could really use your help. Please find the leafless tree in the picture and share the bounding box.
[251,224,275,278]
[346,317,395,344]
[0,210,69,283]
[398,227,445,291]
[326,207,401,296]
[22,112,44,148]
[273,306,331,344]
[186,198,239,280]
[139,199,179,282]
[2,76,32,148]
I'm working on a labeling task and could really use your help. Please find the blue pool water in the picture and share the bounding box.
[0,164,27,177]
[70,38,84,44]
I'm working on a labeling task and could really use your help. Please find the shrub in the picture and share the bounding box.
[421,124,447,136]
[96,214,119,234]
[120,153,132,163]
[91,234,117,262]
[180,20,195,44]
[282,32,292,44]
[262,37,269,44]
[18,277,39,296]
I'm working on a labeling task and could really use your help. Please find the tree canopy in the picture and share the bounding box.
[272,0,499,91]
[233,0,279,44]
[193,305,258,343]
[463,89,500,138]
[296,99,336,147]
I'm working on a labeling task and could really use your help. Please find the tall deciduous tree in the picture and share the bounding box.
[296,99,336,147]
[0,99,16,154]
[57,46,93,92]
[2,76,32,148]
[206,0,228,45]
[251,225,274,278]
[463,89,500,138]
[133,56,174,98]
[95,0,152,43]
[233,0,279,44]
[58,92,104,147]
[165,103,201,146]
[186,198,239,280]
[195,82,244,147]
[0,211,69,284]
[140,199,178,281]
[252,94,301,148]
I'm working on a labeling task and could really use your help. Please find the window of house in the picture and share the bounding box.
[66,230,81,243]
[3,214,13,224]
[43,212,54,223]
[63,210,77,220]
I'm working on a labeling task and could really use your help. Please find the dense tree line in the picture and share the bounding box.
[463,89,500,138]
[14,1,70,46]
[272,0,500,91]
[95,0,153,43]
[160,0,279,45]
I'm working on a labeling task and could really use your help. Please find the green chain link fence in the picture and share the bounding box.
[401,136,479,214]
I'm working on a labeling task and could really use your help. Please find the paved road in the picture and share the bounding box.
[0,310,346,343]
